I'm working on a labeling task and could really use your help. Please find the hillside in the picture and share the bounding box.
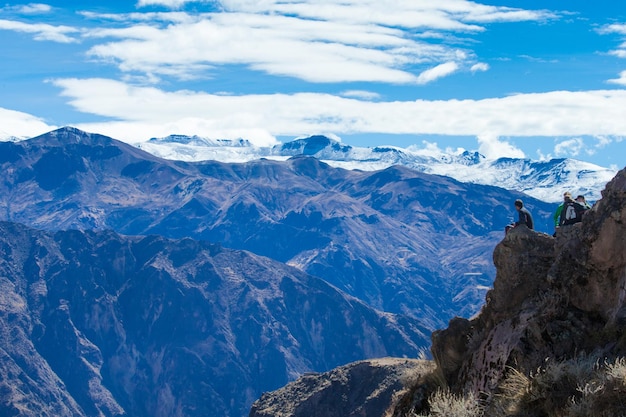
[0,223,429,417]
[0,126,590,416]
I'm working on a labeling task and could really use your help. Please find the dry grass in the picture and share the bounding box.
[489,355,626,417]
[567,357,626,417]
[394,355,626,416]
[410,389,483,417]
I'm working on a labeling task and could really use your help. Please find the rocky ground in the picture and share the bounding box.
[249,358,435,417]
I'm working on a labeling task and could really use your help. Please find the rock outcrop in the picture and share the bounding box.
[429,166,626,406]
[249,358,435,417]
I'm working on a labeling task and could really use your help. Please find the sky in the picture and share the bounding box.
[1,1,626,170]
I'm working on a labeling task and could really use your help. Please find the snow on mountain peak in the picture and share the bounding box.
[135,134,616,203]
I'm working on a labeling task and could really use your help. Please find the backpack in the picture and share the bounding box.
[560,201,588,226]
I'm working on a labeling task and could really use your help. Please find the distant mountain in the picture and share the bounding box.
[0,222,428,417]
[137,133,618,203]
[0,127,556,329]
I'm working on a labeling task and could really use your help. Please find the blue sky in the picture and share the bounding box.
[1,1,626,169]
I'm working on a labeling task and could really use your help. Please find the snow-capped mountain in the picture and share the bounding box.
[138,134,618,203]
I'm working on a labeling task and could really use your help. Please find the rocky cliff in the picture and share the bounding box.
[404,165,626,415]
[250,166,626,416]
[431,166,626,389]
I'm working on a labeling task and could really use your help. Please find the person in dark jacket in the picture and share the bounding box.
[575,194,591,210]
[505,199,534,234]
[514,199,534,229]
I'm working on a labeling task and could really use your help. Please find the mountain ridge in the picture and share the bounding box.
[136,132,616,203]
[0,221,429,417]
[3,127,615,203]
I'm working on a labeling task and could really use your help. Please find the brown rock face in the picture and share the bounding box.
[431,166,626,397]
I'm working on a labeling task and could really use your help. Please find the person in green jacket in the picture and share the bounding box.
[553,192,573,235]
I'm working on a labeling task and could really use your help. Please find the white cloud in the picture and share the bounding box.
[417,62,460,84]
[407,141,469,159]
[535,148,549,161]
[0,108,57,140]
[2,3,52,14]
[554,137,584,157]
[597,24,626,60]
[607,70,626,86]
[0,1,557,86]
[470,62,489,72]
[609,50,626,58]
[217,0,555,28]
[477,133,525,159]
[0,19,79,43]
[15,3,52,14]
[82,12,465,84]
[39,0,552,85]
[593,135,613,148]
[38,78,626,145]
[598,23,626,35]
[340,90,381,100]
[137,0,196,8]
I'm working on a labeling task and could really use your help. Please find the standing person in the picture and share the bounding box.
[552,192,572,236]
[514,199,534,229]
[576,195,591,209]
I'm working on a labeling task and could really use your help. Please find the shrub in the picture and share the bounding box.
[490,355,626,417]
[413,389,483,417]
[567,357,626,417]
[396,356,626,416]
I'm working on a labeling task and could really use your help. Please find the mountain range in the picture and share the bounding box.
[138,133,618,203]
[0,126,606,416]
[0,127,558,326]
[0,222,429,417]
[250,166,626,417]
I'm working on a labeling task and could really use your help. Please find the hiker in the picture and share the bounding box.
[506,199,534,233]
[553,192,572,232]
[514,199,534,229]
[559,193,589,226]
[575,195,591,210]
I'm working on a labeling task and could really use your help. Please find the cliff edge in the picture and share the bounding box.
[421,166,626,415]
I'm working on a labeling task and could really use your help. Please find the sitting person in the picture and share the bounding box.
[575,194,591,209]
[505,199,534,234]
[559,194,589,226]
